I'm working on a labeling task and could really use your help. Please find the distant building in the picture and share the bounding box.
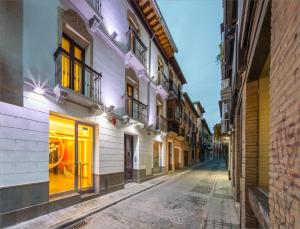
[200,119,212,161]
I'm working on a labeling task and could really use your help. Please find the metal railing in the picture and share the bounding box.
[168,79,182,101]
[124,94,148,124]
[156,115,167,132]
[222,120,230,133]
[167,107,181,123]
[54,47,102,102]
[221,78,231,90]
[179,128,185,137]
[158,71,169,91]
[86,0,101,14]
[168,79,178,95]
[168,121,179,134]
[127,29,147,66]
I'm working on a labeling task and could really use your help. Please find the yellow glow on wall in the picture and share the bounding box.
[258,57,270,191]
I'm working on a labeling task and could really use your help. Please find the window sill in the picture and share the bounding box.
[248,186,269,228]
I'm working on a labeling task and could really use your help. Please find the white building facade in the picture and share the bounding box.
[0,0,178,226]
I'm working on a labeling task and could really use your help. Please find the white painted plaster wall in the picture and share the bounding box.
[1,0,172,189]
[0,102,49,187]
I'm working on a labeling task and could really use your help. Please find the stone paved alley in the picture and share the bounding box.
[77,159,239,229]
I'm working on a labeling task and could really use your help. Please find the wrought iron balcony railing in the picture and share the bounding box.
[168,79,182,101]
[167,107,181,123]
[179,128,185,137]
[168,79,178,95]
[86,0,101,14]
[54,47,102,102]
[124,94,148,124]
[158,71,169,92]
[127,29,147,66]
[156,115,167,132]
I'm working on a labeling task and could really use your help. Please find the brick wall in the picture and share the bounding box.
[269,0,300,228]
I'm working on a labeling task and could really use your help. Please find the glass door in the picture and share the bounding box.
[49,115,75,195]
[77,123,94,191]
[49,115,94,196]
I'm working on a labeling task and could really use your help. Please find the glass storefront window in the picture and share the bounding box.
[49,115,94,195]
[49,115,75,195]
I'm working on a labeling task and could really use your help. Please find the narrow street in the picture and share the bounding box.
[78,159,239,229]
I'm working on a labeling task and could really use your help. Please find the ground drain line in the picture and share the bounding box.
[64,219,87,229]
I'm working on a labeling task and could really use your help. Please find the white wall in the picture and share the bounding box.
[1,0,173,190]
[0,102,49,187]
[23,0,59,88]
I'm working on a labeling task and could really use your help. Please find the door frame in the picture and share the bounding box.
[48,116,95,198]
[124,134,134,182]
[168,141,173,171]
[75,121,95,193]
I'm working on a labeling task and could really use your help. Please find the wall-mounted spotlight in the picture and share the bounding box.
[110,31,118,40]
[33,86,45,95]
[106,105,115,113]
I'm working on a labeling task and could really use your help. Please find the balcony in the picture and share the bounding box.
[124,94,148,124]
[221,78,231,100]
[125,29,147,73]
[221,78,231,90]
[178,128,185,140]
[221,119,230,134]
[86,0,101,14]
[53,47,102,107]
[156,115,168,133]
[168,79,183,102]
[167,121,180,135]
[167,107,181,123]
[156,71,169,97]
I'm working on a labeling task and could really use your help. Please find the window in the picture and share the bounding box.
[127,84,134,117]
[158,57,164,72]
[61,34,85,93]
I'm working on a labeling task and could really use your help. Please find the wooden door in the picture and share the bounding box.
[168,142,172,170]
[124,134,134,182]
[184,151,188,167]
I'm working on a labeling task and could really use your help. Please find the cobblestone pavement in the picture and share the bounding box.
[78,159,239,229]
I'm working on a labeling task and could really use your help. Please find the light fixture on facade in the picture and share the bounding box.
[89,15,102,33]
[110,31,118,40]
[106,105,115,113]
[33,86,45,95]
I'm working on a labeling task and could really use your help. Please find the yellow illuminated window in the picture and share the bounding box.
[61,37,70,88]
[61,35,84,93]
[74,47,83,92]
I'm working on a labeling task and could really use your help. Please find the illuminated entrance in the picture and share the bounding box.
[49,115,94,195]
